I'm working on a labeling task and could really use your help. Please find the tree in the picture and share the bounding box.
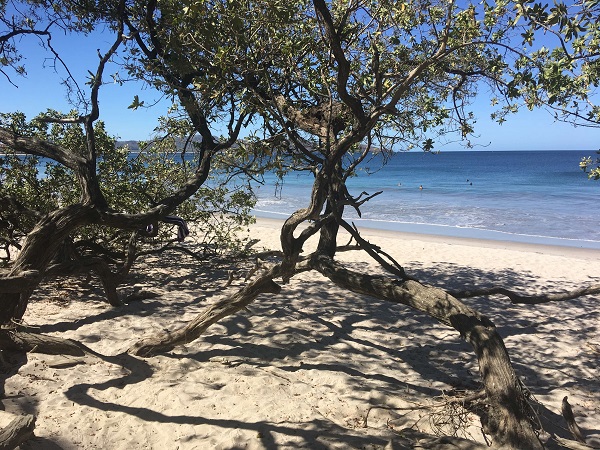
[580,150,600,179]
[2,1,600,449]
[0,0,260,323]
[0,111,256,305]
[115,1,600,448]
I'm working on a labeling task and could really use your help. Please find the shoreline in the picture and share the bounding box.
[251,215,600,260]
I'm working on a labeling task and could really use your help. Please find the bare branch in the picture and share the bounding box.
[450,284,600,304]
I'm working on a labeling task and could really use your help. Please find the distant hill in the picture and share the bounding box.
[116,138,383,154]
[116,136,203,152]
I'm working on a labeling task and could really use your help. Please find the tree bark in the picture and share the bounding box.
[0,414,35,450]
[309,255,542,450]
[0,329,88,356]
[0,205,97,324]
[451,285,600,305]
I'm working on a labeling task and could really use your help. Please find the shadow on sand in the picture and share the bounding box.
[2,251,599,449]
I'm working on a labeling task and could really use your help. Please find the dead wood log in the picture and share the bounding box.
[450,284,600,304]
[562,396,586,444]
[0,329,91,357]
[309,255,541,450]
[0,414,35,450]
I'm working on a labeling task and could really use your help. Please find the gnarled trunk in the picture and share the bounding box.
[309,255,541,450]
[0,205,95,324]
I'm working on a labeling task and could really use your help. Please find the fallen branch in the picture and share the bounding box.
[0,414,35,450]
[0,329,96,357]
[450,284,600,304]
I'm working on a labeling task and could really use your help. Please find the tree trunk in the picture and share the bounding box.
[309,255,542,450]
[0,205,95,324]
[316,165,344,258]
[316,203,341,258]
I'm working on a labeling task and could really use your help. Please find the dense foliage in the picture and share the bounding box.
[0,111,256,269]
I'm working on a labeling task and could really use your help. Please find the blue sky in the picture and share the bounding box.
[2,26,599,151]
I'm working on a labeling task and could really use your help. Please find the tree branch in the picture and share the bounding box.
[450,284,600,304]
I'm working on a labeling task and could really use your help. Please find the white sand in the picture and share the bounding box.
[2,217,599,449]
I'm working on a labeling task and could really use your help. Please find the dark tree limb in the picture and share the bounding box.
[450,284,600,304]
[129,264,291,357]
[0,414,35,450]
[336,218,412,280]
[0,128,86,171]
[0,329,89,357]
[308,255,542,450]
[0,271,40,293]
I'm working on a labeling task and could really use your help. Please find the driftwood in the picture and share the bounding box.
[0,414,35,450]
[562,396,586,444]
[0,329,91,357]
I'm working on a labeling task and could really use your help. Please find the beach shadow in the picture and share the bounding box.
[47,269,480,448]
[402,260,600,445]
[31,250,241,336]
[13,252,600,447]
[0,351,30,410]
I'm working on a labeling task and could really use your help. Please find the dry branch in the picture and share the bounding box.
[0,414,35,450]
[450,284,600,304]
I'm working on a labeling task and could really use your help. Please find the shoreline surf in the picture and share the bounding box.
[252,209,600,252]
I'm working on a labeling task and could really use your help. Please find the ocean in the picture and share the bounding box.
[252,150,600,249]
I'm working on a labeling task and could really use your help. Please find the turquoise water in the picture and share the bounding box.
[253,150,600,249]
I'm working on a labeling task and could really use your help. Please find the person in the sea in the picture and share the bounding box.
[419,185,423,190]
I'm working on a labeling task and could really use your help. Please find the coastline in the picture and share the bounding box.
[251,215,600,260]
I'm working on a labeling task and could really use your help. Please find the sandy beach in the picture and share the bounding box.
[2,217,599,449]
